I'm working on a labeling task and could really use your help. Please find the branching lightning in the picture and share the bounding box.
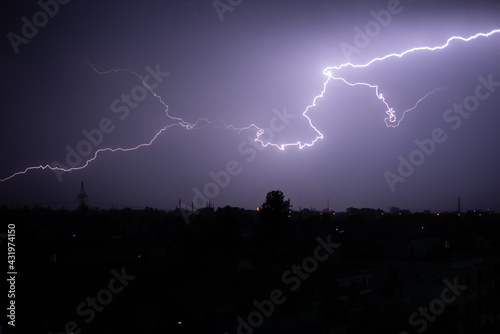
[1,29,499,182]
[324,29,500,128]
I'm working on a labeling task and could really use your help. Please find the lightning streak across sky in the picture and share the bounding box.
[1,29,499,182]
[324,29,500,128]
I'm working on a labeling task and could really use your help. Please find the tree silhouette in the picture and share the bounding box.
[260,190,291,221]
[260,190,292,241]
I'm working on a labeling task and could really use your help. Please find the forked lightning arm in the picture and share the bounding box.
[1,29,499,182]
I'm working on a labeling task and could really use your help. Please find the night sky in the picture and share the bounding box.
[1,0,499,212]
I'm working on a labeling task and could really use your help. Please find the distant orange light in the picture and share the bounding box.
[256,207,259,211]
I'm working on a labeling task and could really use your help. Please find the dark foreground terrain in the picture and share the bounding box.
[2,205,500,334]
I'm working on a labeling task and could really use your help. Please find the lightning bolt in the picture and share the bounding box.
[85,60,261,133]
[1,29,499,182]
[259,28,500,150]
[323,29,500,128]
[0,62,263,182]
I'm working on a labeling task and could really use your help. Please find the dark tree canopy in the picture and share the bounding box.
[260,190,291,224]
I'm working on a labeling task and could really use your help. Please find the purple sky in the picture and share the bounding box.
[1,0,500,212]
